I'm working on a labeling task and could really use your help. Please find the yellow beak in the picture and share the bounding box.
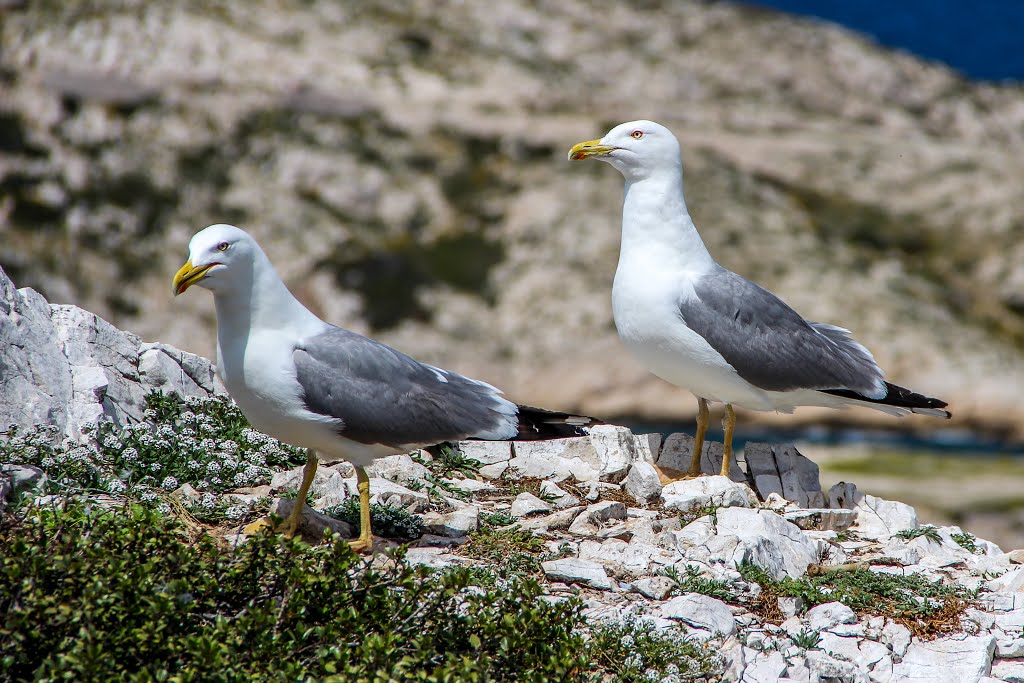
[568,138,617,161]
[172,260,216,296]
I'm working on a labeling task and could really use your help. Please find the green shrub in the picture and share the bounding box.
[322,497,424,540]
[0,502,588,682]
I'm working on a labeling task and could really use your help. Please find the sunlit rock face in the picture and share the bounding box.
[3,0,1024,435]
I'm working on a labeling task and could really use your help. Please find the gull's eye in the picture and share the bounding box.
[631,130,644,139]
[217,242,230,252]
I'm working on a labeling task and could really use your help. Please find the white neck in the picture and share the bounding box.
[212,252,324,348]
[619,171,715,273]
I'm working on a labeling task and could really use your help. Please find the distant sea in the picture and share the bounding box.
[747,0,1024,82]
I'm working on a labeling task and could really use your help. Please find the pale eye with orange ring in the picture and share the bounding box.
[217,241,230,252]
[631,130,644,139]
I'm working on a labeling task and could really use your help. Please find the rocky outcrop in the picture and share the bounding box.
[2,1,1024,436]
[0,266,221,440]
[3,285,1024,683]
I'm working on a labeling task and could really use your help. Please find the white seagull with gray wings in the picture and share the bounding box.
[173,224,593,550]
[570,121,949,480]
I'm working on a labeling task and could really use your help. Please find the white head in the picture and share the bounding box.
[568,119,682,181]
[172,223,261,296]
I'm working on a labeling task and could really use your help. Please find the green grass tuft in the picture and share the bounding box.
[895,525,943,544]
[323,497,424,541]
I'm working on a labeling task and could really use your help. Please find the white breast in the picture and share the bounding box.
[611,257,774,410]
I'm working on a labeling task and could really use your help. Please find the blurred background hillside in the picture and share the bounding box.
[2,2,1023,539]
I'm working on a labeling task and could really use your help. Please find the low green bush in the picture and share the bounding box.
[0,503,586,682]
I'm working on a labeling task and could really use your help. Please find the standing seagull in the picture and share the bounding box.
[569,120,950,480]
[173,224,594,550]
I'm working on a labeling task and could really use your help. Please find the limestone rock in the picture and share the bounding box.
[510,492,552,518]
[673,507,819,580]
[365,454,429,483]
[783,508,857,532]
[622,461,662,506]
[539,480,580,508]
[892,633,997,683]
[661,475,757,512]
[853,494,919,540]
[806,601,857,630]
[455,441,512,466]
[422,506,479,537]
[632,576,675,601]
[659,593,737,636]
[541,558,614,591]
[568,501,627,535]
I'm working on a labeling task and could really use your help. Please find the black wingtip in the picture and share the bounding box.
[513,404,604,440]
[822,382,952,418]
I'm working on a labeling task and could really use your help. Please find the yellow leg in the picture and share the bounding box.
[687,397,710,477]
[281,449,318,538]
[348,465,373,553]
[720,404,736,478]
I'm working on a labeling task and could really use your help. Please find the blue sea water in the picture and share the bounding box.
[748,0,1024,82]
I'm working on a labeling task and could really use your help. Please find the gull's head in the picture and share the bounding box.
[173,224,257,296]
[568,120,681,180]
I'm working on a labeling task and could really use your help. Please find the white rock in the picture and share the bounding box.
[805,650,869,683]
[541,558,614,590]
[806,601,857,630]
[345,477,429,510]
[778,596,805,619]
[568,500,627,535]
[742,649,788,683]
[507,438,598,482]
[673,507,819,580]
[997,636,1024,659]
[989,568,1024,593]
[510,492,552,518]
[783,508,857,532]
[455,440,512,465]
[661,475,757,511]
[828,481,861,509]
[519,506,585,532]
[892,633,997,683]
[422,506,478,537]
[992,659,1024,681]
[446,477,495,493]
[365,454,429,483]
[404,547,475,569]
[478,462,508,478]
[623,460,663,505]
[588,424,640,482]
[659,593,737,636]
[539,480,580,508]
[633,576,675,601]
[817,632,864,667]
[853,494,918,540]
[579,538,676,576]
[633,432,662,464]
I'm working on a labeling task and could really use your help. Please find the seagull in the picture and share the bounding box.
[173,224,595,550]
[569,120,950,481]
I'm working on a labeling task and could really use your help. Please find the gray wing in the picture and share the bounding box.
[682,265,885,396]
[292,327,518,448]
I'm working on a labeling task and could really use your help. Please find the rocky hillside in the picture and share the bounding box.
[4,273,1024,683]
[2,0,1024,437]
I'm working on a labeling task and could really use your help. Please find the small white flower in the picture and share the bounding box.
[205,461,221,473]
[664,664,679,676]
[157,424,175,438]
[210,476,222,485]
[81,422,96,435]
[143,409,157,420]
[103,436,122,449]
[41,456,56,469]
[108,479,126,494]
[162,476,179,490]
[233,472,247,486]
[156,503,171,514]
[187,460,203,471]
[620,635,635,648]
[199,479,212,489]
[141,490,158,502]
[121,447,139,462]
[225,505,246,520]
[201,438,218,451]
[624,655,642,669]
[181,411,197,424]
[149,462,163,473]
[220,440,238,454]
[201,494,217,509]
